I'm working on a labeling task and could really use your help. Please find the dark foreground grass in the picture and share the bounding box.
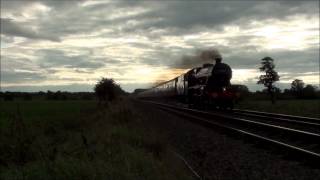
[0,100,96,127]
[235,99,320,118]
[0,99,193,180]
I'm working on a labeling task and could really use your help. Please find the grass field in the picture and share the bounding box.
[0,100,96,127]
[235,99,320,118]
[0,99,192,180]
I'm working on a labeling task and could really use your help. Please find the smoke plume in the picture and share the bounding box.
[150,48,222,87]
[175,48,222,69]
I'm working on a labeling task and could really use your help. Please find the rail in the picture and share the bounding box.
[233,109,320,125]
[141,100,320,165]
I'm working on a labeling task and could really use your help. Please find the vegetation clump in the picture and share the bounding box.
[290,79,317,99]
[257,56,280,104]
[94,78,125,104]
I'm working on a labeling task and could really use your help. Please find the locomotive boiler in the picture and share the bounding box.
[138,50,235,109]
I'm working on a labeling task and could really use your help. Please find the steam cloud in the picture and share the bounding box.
[175,48,222,69]
[149,48,222,87]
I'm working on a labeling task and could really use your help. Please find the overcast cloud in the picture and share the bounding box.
[1,0,319,92]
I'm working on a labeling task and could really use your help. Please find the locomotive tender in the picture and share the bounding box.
[138,51,235,109]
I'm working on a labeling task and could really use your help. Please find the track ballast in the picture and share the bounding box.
[141,100,320,166]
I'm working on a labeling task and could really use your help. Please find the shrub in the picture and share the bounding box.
[94,78,125,104]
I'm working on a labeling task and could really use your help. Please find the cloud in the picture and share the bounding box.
[1,83,94,92]
[107,1,319,37]
[1,0,319,92]
[0,18,60,41]
[1,55,38,72]
[36,49,105,69]
[2,1,318,40]
[1,70,46,83]
[223,47,319,73]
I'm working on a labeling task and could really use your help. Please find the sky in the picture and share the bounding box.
[1,0,319,92]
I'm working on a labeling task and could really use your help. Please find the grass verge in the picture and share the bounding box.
[235,99,320,118]
[0,99,193,180]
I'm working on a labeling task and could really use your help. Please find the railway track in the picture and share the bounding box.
[141,100,320,165]
[233,109,320,127]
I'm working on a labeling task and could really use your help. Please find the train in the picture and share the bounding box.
[137,52,236,109]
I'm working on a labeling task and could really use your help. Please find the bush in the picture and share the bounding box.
[94,78,125,104]
[302,85,317,99]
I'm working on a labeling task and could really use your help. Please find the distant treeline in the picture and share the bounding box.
[0,78,130,102]
[0,91,96,101]
[1,83,319,102]
[231,84,320,101]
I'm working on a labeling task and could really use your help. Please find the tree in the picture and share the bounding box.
[274,87,281,94]
[230,84,249,102]
[94,78,124,104]
[235,85,249,94]
[46,91,54,100]
[257,56,280,104]
[302,85,317,99]
[291,79,304,98]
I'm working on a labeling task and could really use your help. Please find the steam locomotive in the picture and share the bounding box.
[138,54,235,109]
